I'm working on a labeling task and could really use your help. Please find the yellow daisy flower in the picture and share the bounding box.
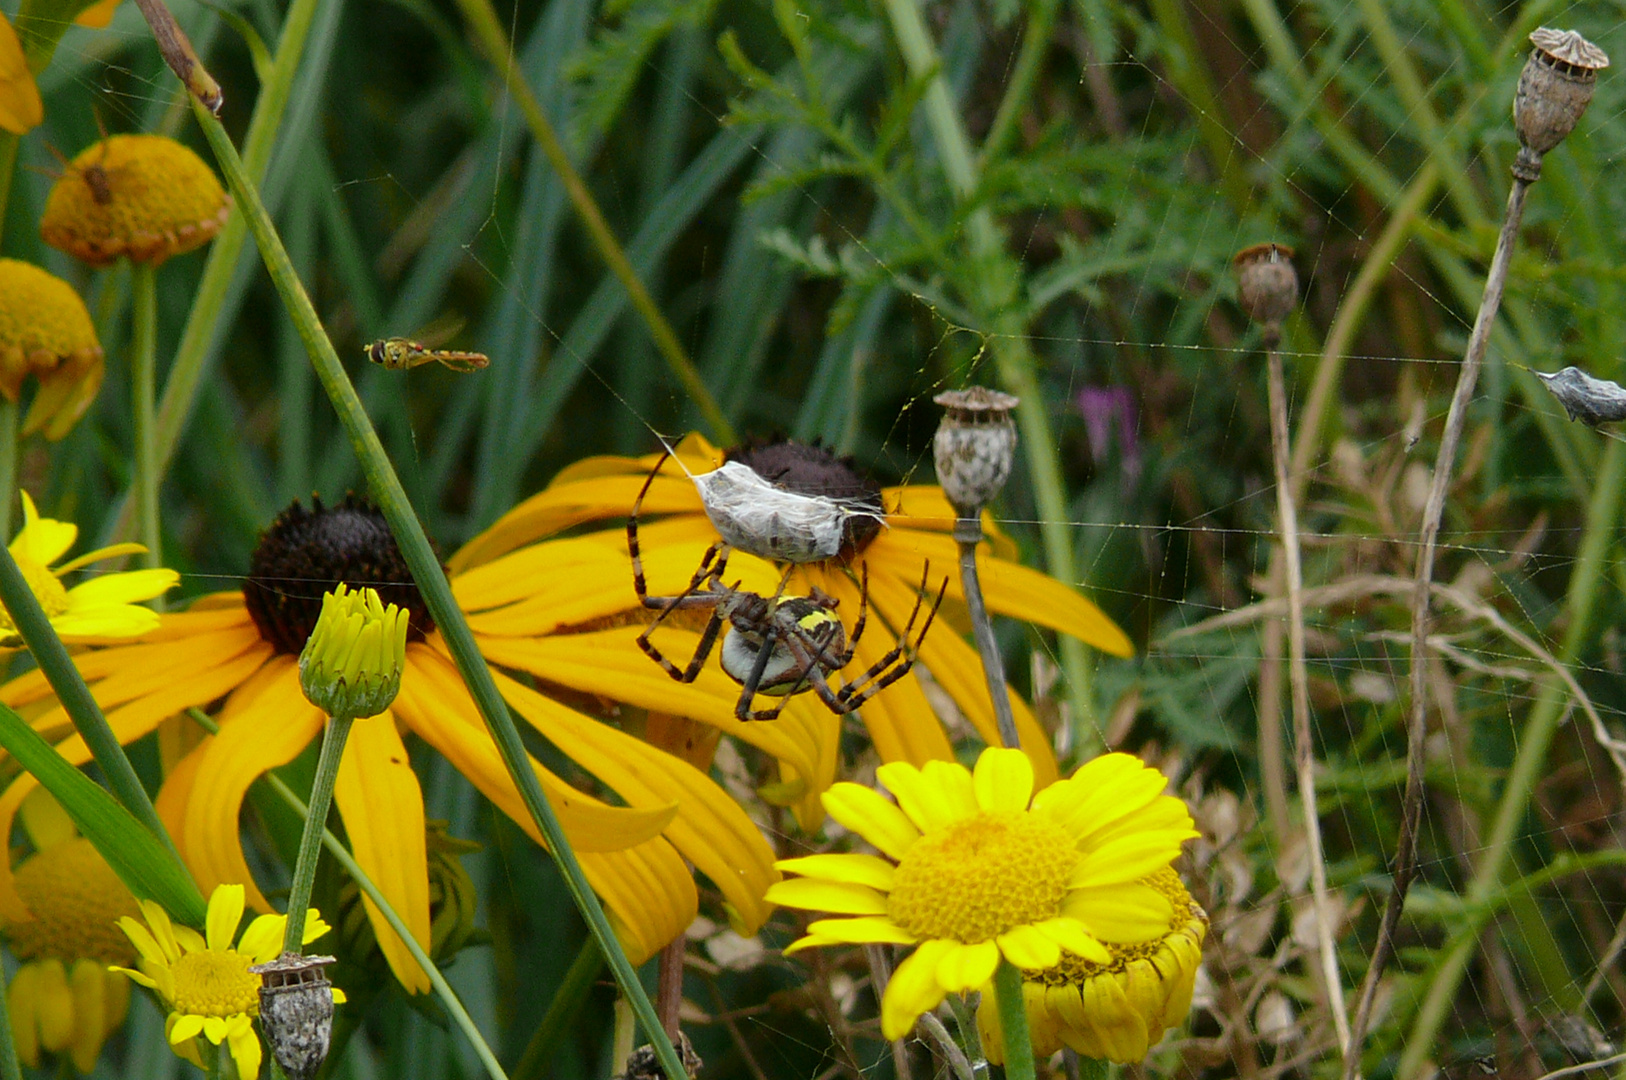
[766,748,1197,1040]
[0,495,781,992]
[448,434,1134,794]
[111,883,336,1080]
[2,791,139,1073]
[977,867,1208,1064]
[0,259,105,440]
[40,134,230,267]
[1,490,176,646]
[0,13,40,136]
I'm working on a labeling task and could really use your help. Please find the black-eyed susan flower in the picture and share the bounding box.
[767,748,1198,1040]
[977,867,1207,1063]
[0,259,104,439]
[0,490,176,645]
[111,883,337,1080]
[0,495,784,992]
[1,791,140,1073]
[448,434,1135,792]
[40,133,229,267]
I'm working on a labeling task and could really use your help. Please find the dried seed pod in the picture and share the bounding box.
[1513,29,1608,178]
[1232,243,1299,341]
[1533,366,1626,426]
[617,1032,703,1080]
[249,952,338,1080]
[933,386,1019,516]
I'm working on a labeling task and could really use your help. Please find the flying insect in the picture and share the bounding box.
[366,317,489,373]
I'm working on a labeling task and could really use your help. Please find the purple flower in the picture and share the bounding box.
[1077,385,1141,492]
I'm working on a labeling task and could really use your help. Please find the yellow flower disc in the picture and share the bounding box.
[40,134,230,267]
[169,950,261,1019]
[0,259,102,402]
[887,810,1078,943]
[6,838,140,966]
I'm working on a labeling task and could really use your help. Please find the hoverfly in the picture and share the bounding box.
[366,316,489,373]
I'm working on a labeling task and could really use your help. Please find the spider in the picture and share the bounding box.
[627,457,947,721]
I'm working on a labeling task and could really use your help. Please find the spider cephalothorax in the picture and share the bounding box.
[627,453,944,722]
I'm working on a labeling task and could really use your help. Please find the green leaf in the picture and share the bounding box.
[0,703,206,926]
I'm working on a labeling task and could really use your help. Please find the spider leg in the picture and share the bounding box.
[735,622,792,721]
[639,607,727,684]
[846,562,871,651]
[774,617,845,703]
[627,450,671,607]
[835,563,948,705]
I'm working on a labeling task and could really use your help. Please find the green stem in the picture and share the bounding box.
[979,0,1059,167]
[880,0,1098,738]
[107,0,327,543]
[189,97,688,1080]
[130,261,161,574]
[453,0,734,446]
[0,397,17,541]
[0,543,174,854]
[1399,442,1626,1079]
[0,132,16,252]
[512,939,604,1080]
[992,960,1035,1080]
[180,707,511,1080]
[282,713,352,952]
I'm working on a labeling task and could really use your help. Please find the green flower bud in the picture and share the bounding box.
[298,584,408,720]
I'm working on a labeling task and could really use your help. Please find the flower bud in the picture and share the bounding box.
[298,583,408,720]
[932,386,1019,516]
[1232,243,1299,340]
[249,952,337,1080]
[1513,29,1608,179]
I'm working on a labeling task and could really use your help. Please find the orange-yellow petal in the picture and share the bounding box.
[0,14,40,135]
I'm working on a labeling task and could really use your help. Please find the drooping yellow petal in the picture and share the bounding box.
[881,938,956,1039]
[1082,969,1148,1062]
[763,878,888,915]
[820,783,919,860]
[495,670,781,932]
[8,964,40,1066]
[33,959,72,1052]
[332,714,432,994]
[18,785,75,852]
[182,658,324,911]
[67,959,108,1073]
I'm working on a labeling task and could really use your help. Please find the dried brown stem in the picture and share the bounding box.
[1265,347,1351,1057]
[130,0,222,113]
[1340,174,1533,1080]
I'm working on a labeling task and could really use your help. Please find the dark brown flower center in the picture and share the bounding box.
[243,496,435,654]
[725,440,885,553]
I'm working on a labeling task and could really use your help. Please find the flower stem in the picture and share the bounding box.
[0,397,18,541]
[188,96,690,1080]
[992,960,1035,1080]
[1353,169,1532,1078]
[1265,345,1350,1056]
[130,261,162,577]
[451,0,733,447]
[0,544,175,853]
[282,713,352,952]
[956,517,1019,748]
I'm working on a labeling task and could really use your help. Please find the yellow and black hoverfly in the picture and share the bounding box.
[365,317,489,373]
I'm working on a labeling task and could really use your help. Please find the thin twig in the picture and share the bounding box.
[865,946,912,1080]
[916,1013,976,1080]
[1265,345,1351,1056]
[1530,1051,1626,1080]
[957,518,1020,748]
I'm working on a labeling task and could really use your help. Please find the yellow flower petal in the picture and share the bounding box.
[0,16,40,137]
[973,747,1033,813]
[333,714,432,994]
[763,878,888,915]
[800,916,915,946]
[34,958,72,1052]
[205,884,245,952]
[8,964,40,1067]
[820,783,919,860]
[881,939,956,1040]
[1082,970,1148,1061]
[875,760,961,834]
[1062,882,1176,944]
[227,1015,262,1080]
[168,1012,203,1044]
[63,568,178,606]
[774,853,895,891]
[74,0,121,27]
[1032,917,1110,963]
[68,959,109,1072]
[996,924,1061,970]
[236,914,284,962]
[933,939,999,993]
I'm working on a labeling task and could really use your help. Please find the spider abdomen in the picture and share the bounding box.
[720,600,847,696]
